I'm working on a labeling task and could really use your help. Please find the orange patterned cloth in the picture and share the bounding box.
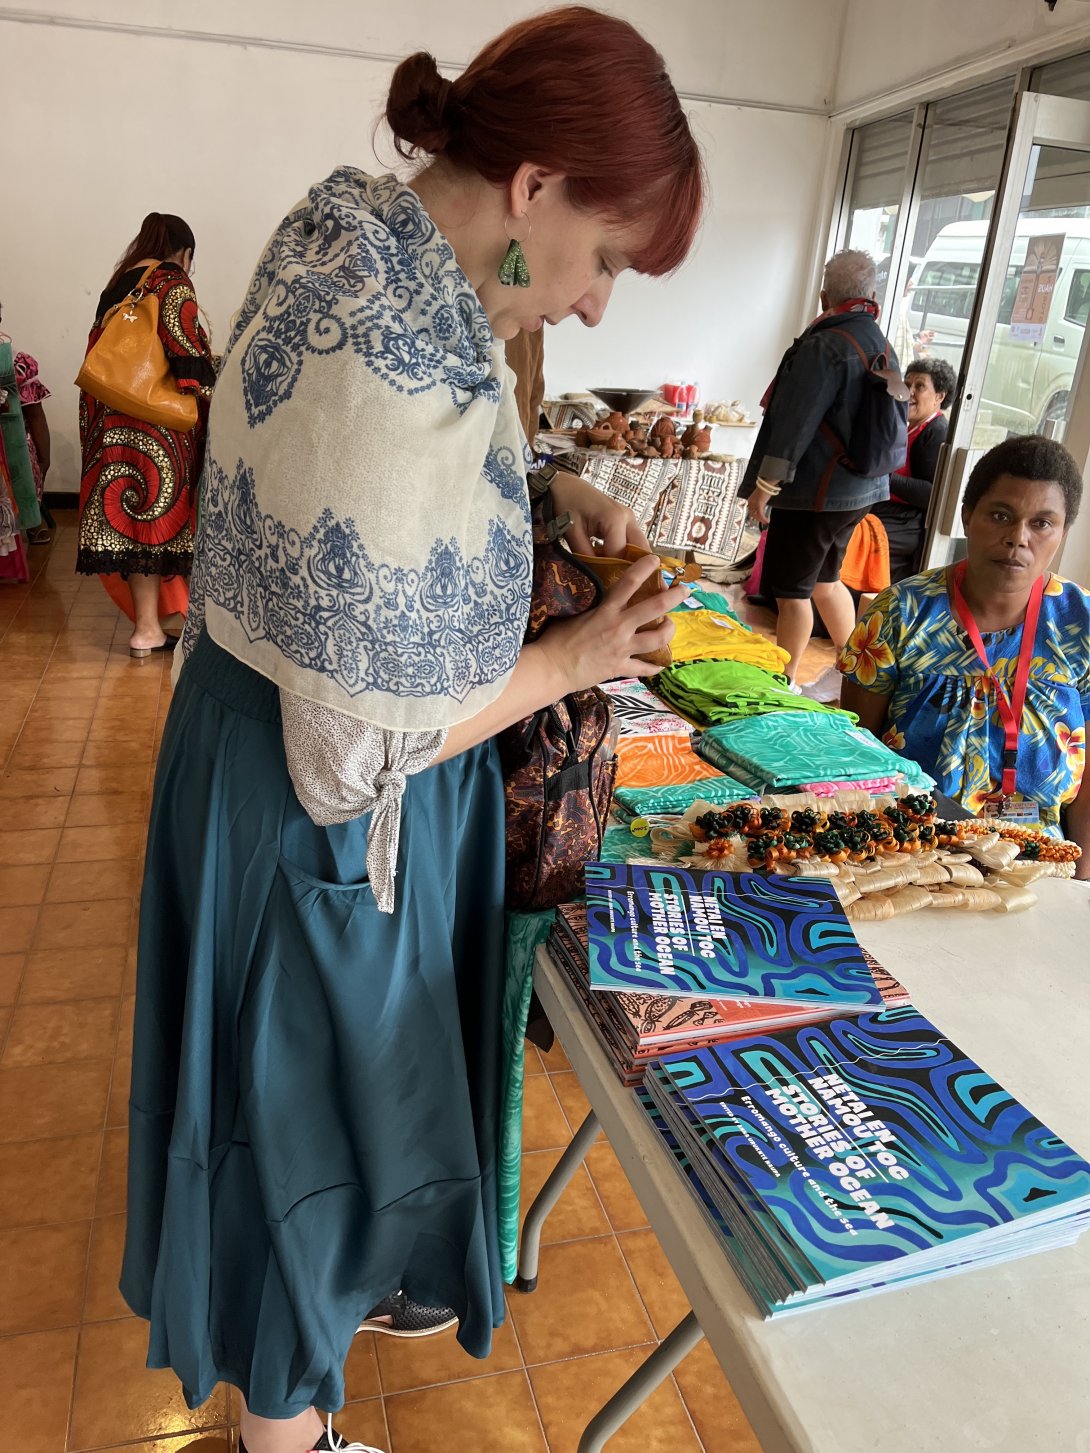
[615,732,725,788]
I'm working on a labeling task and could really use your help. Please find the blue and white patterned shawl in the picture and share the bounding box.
[183,168,532,731]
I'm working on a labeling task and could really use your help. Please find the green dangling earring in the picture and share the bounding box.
[498,216,531,288]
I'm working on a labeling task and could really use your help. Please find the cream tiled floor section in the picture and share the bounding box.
[1,515,764,1453]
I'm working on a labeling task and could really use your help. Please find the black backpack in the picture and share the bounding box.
[821,326,908,479]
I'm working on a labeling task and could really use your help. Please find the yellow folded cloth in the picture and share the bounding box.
[669,609,790,674]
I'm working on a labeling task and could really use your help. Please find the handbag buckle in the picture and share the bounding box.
[546,511,572,543]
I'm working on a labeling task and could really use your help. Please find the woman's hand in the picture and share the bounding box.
[535,553,690,689]
[547,469,650,555]
[745,491,770,525]
[437,556,690,761]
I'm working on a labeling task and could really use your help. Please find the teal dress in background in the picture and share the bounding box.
[122,632,508,1418]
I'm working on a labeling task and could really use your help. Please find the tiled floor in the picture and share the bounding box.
[0,513,787,1453]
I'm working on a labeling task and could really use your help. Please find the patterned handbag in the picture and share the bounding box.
[499,493,619,910]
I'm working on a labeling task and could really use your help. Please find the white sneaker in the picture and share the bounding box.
[799,667,842,705]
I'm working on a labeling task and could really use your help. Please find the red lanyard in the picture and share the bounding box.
[948,562,1045,797]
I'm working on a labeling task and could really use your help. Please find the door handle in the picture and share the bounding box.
[937,445,969,537]
[1054,335,1067,347]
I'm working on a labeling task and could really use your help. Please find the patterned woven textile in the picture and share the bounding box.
[615,732,722,788]
[613,776,755,820]
[799,777,899,797]
[564,452,749,562]
[650,458,747,560]
[498,907,554,1282]
[568,451,675,528]
[599,677,694,735]
[497,821,668,1280]
[697,712,935,792]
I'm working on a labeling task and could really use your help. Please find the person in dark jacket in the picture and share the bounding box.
[741,249,901,683]
[873,357,955,583]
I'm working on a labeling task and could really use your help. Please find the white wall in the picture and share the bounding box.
[544,104,832,424]
[834,0,1090,112]
[10,0,847,111]
[0,1,842,489]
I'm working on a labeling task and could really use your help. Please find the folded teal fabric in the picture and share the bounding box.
[612,775,755,821]
[670,586,743,622]
[657,658,856,728]
[696,712,935,792]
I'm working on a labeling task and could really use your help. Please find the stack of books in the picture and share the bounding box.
[545,863,908,1085]
[643,1010,1090,1315]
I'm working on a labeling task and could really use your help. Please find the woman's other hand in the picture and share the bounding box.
[548,469,650,555]
[536,552,689,688]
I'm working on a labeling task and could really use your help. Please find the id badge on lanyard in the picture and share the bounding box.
[948,562,1045,818]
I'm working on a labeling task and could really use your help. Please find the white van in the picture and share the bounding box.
[907,217,1090,433]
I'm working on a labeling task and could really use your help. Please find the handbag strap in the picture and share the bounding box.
[100,262,160,326]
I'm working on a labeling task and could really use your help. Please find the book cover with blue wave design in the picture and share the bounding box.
[584,862,882,1007]
[651,1007,1090,1308]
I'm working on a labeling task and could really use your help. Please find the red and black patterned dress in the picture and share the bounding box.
[77,262,215,578]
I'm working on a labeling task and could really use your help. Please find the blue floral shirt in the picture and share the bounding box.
[837,567,1090,831]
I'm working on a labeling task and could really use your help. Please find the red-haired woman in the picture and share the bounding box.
[76,212,216,655]
[124,10,703,1452]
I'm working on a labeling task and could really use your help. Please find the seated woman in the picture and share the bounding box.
[838,435,1089,876]
[873,356,956,583]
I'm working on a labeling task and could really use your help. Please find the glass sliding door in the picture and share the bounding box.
[924,92,1090,568]
[900,80,1016,376]
[836,111,918,320]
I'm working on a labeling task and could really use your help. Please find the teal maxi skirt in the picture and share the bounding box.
[121,631,508,1418]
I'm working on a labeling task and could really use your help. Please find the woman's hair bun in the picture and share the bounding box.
[386,51,454,159]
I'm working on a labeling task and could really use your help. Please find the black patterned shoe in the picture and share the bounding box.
[357,1288,458,1338]
[240,1411,384,1452]
[312,1416,385,1451]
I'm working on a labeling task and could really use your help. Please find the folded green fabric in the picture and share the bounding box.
[697,712,935,792]
[612,775,755,821]
[657,658,856,728]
